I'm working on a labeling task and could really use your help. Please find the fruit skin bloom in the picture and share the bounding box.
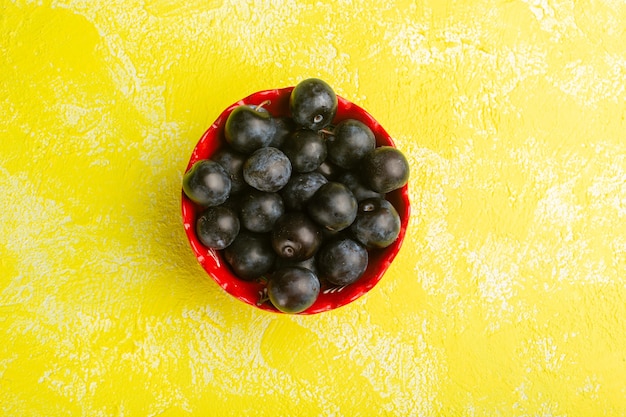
[280,172,328,211]
[317,238,368,286]
[196,206,240,250]
[243,147,292,193]
[224,105,276,154]
[182,160,232,207]
[326,119,376,169]
[224,232,275,281]
[289,78,337,130]
[268,267,320,314]
[350,198,401,249]
[271,212,322,262]
[307,182,358,232]
[281,129,327,173]
[361,146,410,194]
[240,191,284,233]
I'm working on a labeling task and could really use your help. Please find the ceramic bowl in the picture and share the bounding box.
[182,86,410,314]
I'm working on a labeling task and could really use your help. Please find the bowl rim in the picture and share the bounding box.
[181,86,411,314]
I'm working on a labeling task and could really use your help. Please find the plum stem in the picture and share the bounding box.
[257,293,270,306]
[255,100,271,112]
[256,286,270,306]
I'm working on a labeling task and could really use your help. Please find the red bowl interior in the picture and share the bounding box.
[181,87,410,314]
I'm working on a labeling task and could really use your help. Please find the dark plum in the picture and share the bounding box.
[307,182,357,232]
[337,171,384,202]
[240,191,285,233]
[225,104,276,154]
[224,232,275,280]
[361,146,410,194]
[289,78,337,130]
[281,129,327,173]
[211,147,247,194]
[350,198,401,249]
[243,147,292,192]
[326,119,376,168]
[268,267,320,313]
[317,238,368,286]
[183,159,231,207]
[280,172,328,211]
[196,206,240,250]
[272,212,322,261]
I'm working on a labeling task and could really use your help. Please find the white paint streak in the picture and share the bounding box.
[522,0,578,42]
[386,22,432,65]
[536,182,582,233]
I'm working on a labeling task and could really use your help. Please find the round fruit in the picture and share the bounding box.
[350,198,401,249]
[289,78,337,130]
[183,159,231,207]
[212,147,247,194]
[361,146,410,194]
[196,206,240,250]
[224,232,275,280]
[317,238,368,286]
[280,172,328,211]
[243,147,292,192]
[271,212,322,261]
[240,190,284,233]
[268,267,320,313]
[281,129,327,173]
[326,119,376,168]
[225,105,276,154]
[307,182,357,232]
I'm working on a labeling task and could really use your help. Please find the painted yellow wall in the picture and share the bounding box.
[2,0,626,415]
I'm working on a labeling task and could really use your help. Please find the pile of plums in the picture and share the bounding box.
[183,79,409,313]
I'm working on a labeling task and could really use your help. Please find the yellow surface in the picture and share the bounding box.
[2,0,626,415]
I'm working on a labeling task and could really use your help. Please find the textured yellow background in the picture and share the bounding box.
[2,0,626,415]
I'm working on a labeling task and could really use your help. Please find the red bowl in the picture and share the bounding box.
[182,87,410,314]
